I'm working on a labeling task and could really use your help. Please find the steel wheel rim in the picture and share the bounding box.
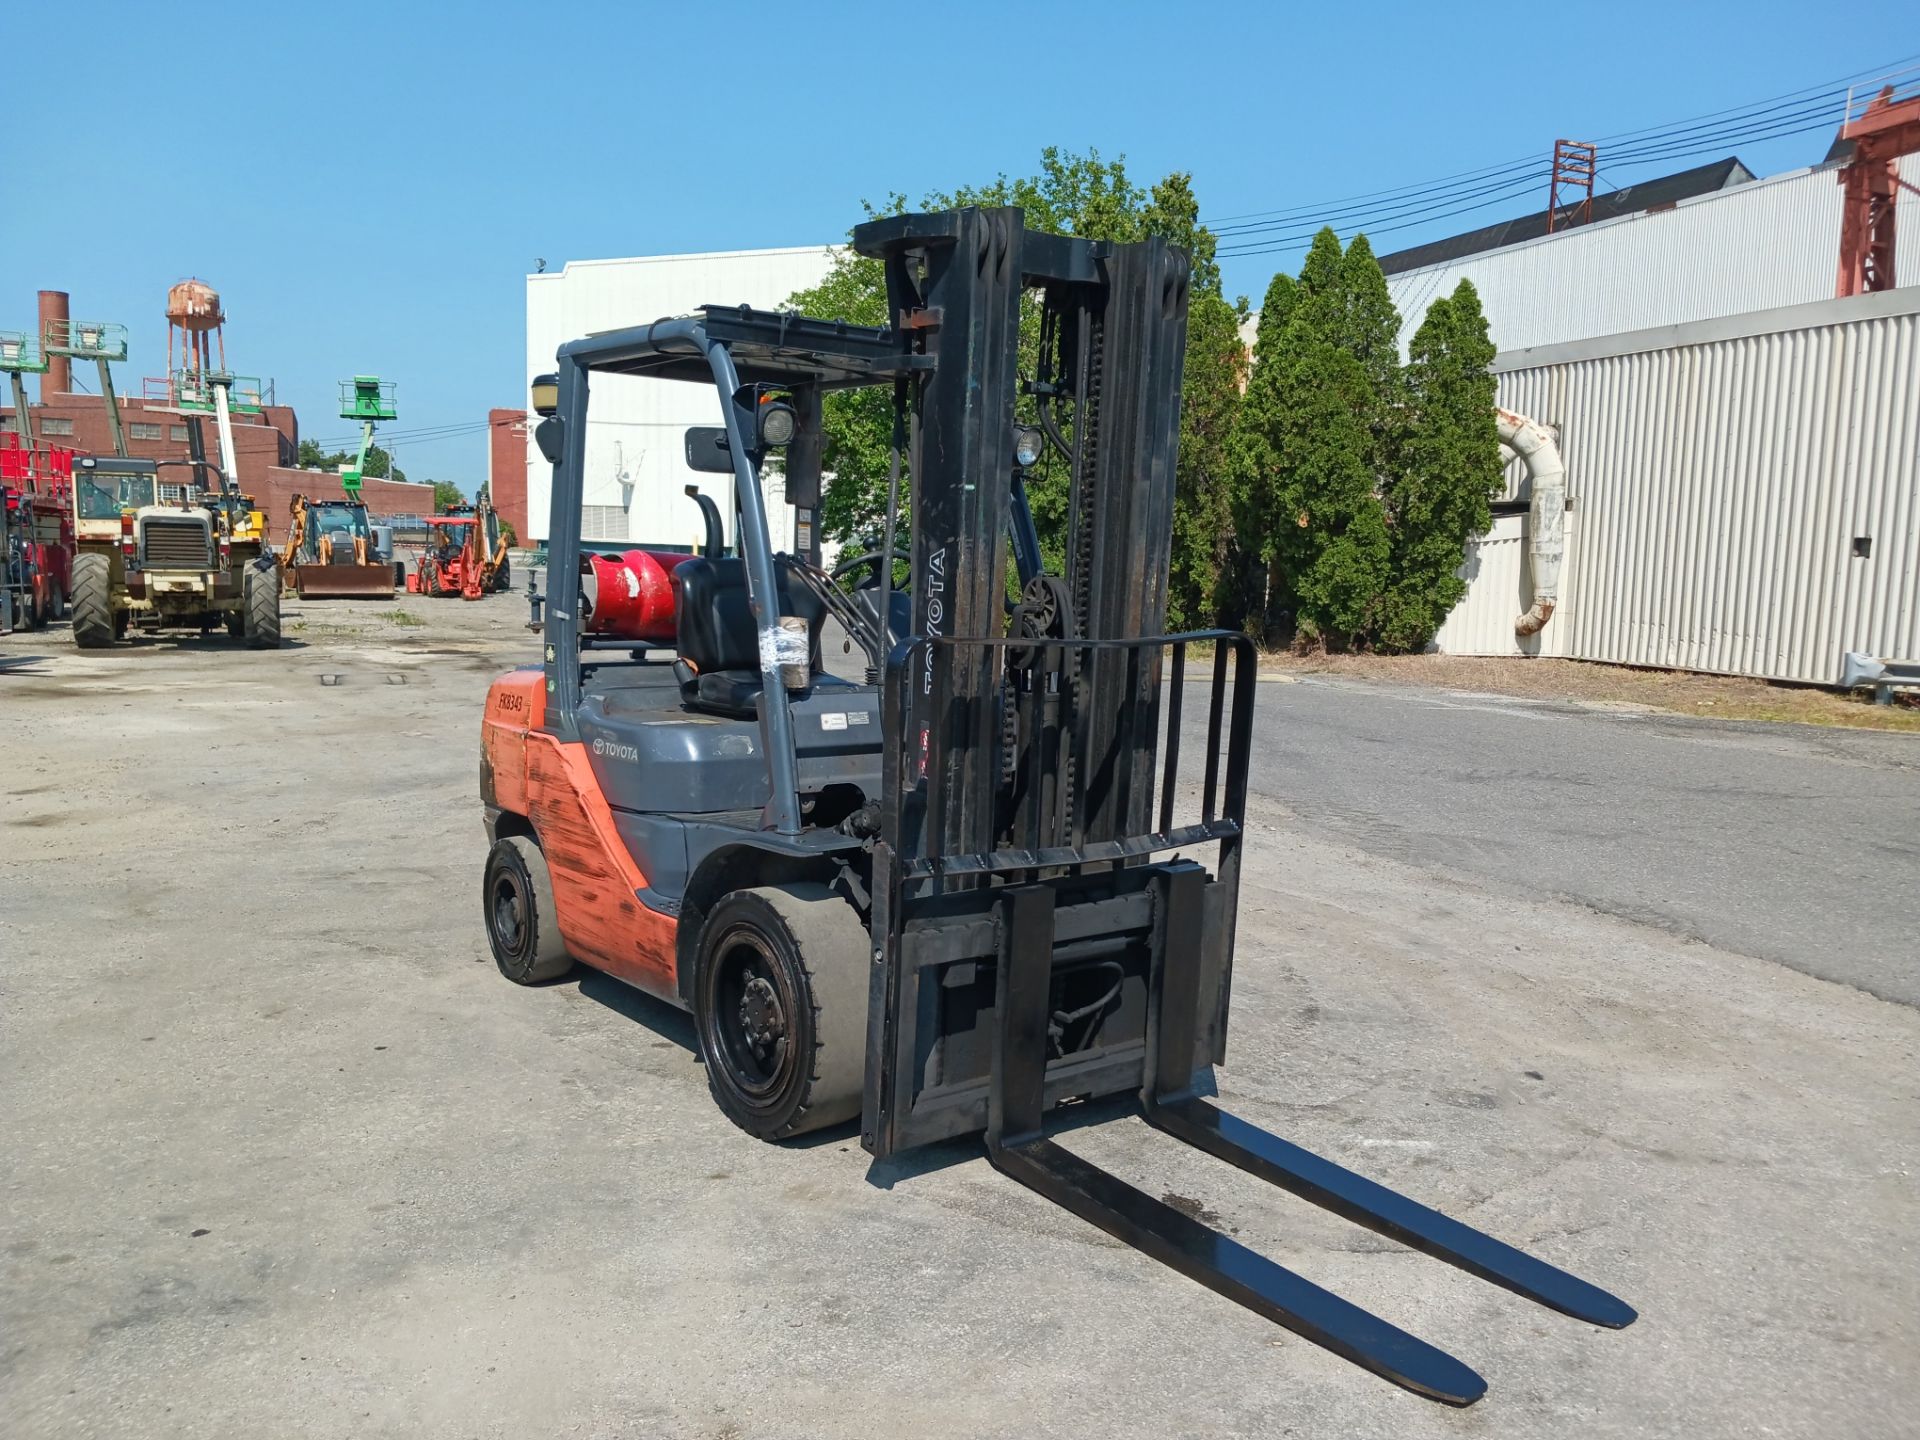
[708,929,795,1102]
[490,868,529,960]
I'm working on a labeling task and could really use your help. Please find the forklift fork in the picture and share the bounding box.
[984,870,1635,1405]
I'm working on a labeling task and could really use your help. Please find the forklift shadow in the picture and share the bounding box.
[0,654,55,675]
[861,1089,1170,1190]
[574,968,696,1050]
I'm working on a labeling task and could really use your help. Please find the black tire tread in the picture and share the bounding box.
[706,884,868,1140]
[70,553,115,648]
[488,835,572,984]
[244,566,280,648]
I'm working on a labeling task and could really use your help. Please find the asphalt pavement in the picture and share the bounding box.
[1231,675,1920,1005]
[5,608,1917,1439]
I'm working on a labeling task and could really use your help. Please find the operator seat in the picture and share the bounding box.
[673,557,823,717]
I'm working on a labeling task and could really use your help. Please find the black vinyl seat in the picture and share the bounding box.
[673,557,823,716]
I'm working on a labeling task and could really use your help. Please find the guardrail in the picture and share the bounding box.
[1841,651,1920,706]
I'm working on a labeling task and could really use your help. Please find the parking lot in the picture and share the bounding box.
[4,597,1917,1439]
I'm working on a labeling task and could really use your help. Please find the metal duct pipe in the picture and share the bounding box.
[1495,407,1566,636]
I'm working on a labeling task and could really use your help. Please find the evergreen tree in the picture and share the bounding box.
[1232,228,1395,645]
[1230,270,1299,637]
[1377,280,1502,651]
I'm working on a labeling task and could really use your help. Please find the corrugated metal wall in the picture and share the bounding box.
[1388,157,1920,355]
[1436,289,1920,685]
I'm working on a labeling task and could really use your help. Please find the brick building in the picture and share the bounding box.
[5,288,435,526]
[1,390,436,524]
[487,407,530,540]
[5,289,433,522]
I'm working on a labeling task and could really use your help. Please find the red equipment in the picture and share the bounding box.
[1,434,77,629]
[582,549,695,642]
[416,516,482,599]
[1835,78,1920,296]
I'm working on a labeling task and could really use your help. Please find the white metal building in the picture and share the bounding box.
[1434,287,1920,685]
[1384,156,1920,354]
[523,245,836,546]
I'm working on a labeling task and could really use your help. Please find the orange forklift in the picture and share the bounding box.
[477,207,1634,1404]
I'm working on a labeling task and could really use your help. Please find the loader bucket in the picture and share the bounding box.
[290,563,397,599]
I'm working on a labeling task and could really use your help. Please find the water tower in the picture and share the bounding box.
[156,279,262,491]
[166,278,227,383]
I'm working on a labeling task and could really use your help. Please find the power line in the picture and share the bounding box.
[1214,97,1869,260]
[1216,94,1851,249]
[1203,53,1920,247]
[1218,172,1548,257]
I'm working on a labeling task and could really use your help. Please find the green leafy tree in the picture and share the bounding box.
[432,480,465,511]
[1376,280,1502,652]
[783,147,1246,626]
[296,438,408,486]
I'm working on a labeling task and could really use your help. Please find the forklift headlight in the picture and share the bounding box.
[1013,424,1044,468]
[530,373,560,417]
[757,402,798,449]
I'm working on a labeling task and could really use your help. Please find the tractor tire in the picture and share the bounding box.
[419,557,439,597]
[243,566,280,648]
[49,580,64,621]
[226,607,245,638]
[70,553,116,649]
[483,835,572,984]
[691,884,868,1141]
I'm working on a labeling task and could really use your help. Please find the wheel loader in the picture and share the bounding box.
[478,207,1634,1404]
[67,455,279,648]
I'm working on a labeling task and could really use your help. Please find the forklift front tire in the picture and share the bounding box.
[484,835,573,984]
[693,885,867,1141]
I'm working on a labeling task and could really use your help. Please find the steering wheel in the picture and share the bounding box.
[830,549,911,591]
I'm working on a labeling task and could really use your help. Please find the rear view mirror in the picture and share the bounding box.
[685,426,734,474]
[535,416,565,465]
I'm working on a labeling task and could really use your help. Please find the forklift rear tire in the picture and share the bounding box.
[244,566,281,648]
[70,553,115,649]
[484,835,573,984]
[692,884,867,1141]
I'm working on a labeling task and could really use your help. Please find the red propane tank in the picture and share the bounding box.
[585,549,695,643]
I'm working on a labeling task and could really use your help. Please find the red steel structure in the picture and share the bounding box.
[1547,140,1597,233]
[1834,80,1920,297]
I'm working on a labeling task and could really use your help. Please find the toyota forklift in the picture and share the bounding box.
[478,207,1633,1404]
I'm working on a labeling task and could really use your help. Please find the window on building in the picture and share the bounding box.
[41,417,74,436]
[581,505,628,541]
[0,416,15,433]
[169,424,189,442]
[128,422,163,441]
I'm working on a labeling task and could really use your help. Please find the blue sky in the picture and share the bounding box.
[4,3,1906,487]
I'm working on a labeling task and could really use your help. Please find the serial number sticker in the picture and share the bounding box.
[848,711,871,725]
[820,712,849,731]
